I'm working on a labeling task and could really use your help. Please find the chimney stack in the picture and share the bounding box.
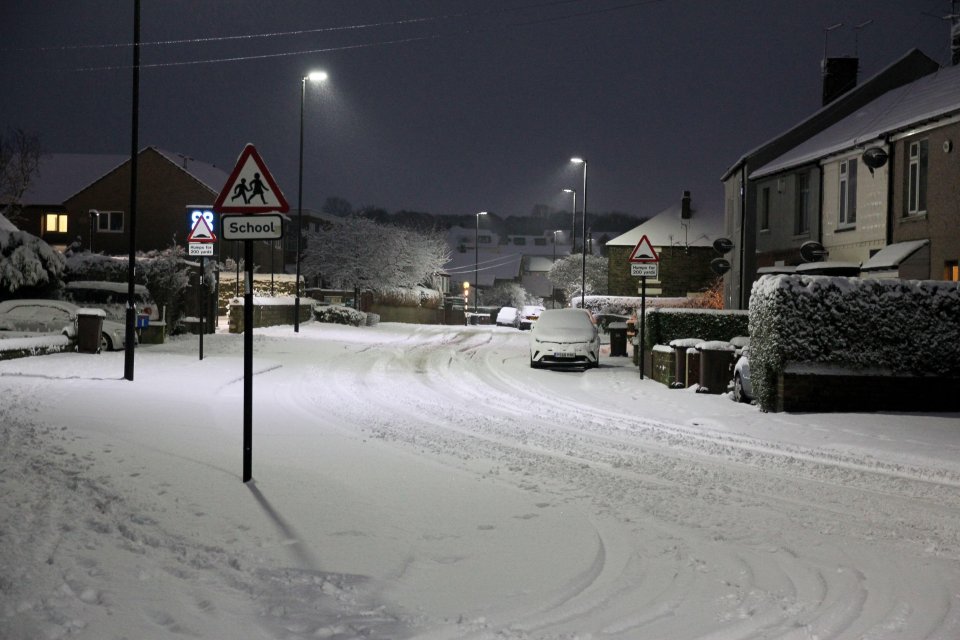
[822,57,859,105]
[681,190,692,219]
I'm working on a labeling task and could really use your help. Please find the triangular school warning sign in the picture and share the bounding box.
[627,234,659,263]
[213,144,290,214]
[187,215,216,242]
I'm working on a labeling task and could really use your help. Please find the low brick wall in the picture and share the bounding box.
[776,371,960,412]
[228,300,314,333]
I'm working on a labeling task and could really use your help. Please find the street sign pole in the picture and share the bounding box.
[199,257,205,361]
[243,239,254,483]
[214,144,290,485]
[639,276,646,379]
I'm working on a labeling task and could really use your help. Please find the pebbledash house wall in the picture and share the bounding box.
[607,245,715,298]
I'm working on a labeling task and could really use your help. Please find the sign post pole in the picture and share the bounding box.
[639,276,646,379]
[213,144,290,484]
[243,240,254,483]
[199,257,205,361]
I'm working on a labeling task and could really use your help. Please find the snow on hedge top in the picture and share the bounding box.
[750,274,960,385]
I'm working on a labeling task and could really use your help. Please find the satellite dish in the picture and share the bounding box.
[710,257,731,276]
[799,240,828,263]
[861,146,888,172]
[712,237,734,255]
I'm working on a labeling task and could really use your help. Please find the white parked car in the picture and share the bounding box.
[63,281,159,322]
[518,305,545,330]
[495,306,519,327]
[733,347,753,403]
[529,308,600,370]
[0,299,130,351]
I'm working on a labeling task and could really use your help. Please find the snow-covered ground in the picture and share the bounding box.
[2,321,960,639]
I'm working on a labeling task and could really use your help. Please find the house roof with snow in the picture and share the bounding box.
[152,148,229,194]
[752,63,960,179]
[605,204,724,249]
[721,49,939,181]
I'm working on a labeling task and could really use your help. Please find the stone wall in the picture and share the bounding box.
[228,300,314,333]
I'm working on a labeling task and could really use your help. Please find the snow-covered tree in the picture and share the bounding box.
[484,282,537,309]
[0,212,66,300]
[548,253,608,300]
[0,129,42,228]
[301,215,449,296]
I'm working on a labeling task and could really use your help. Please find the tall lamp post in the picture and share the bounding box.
[552,229,561,308]
[562,188,576,253]
[474,211,487,313]
[570,158,588,308]
[295,70,328,333]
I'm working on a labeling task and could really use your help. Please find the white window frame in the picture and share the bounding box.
[907,139,928,215]
[838,159,857,227]
[97,210,124,233]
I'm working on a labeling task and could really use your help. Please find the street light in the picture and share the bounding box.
[570,158,588,308]
[475,211,488,314]
[295,69,328,333]
[552,229,561,308]
[562,188,576,252]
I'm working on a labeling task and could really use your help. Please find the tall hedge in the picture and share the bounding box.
[643,308,749,350]
[749,275,960,411]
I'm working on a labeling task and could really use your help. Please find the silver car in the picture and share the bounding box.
[529,308,600,369]
[733,347,753,402]
[0,299,129,351]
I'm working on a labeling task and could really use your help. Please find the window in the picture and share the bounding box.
[839,159,857,227]
[759,187,770,231]
[477,234,492,244]
[534,237,546,246]
[512,237,526,246]
[795,172,811,235]
[907,140,928,215]
[97,211,124,233]
[43,213,68,234]
[946,260,959,282]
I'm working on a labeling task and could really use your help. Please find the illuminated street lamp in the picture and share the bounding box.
[475,211,488,313]
[295,69,328,332]
[562,188,576,252]
[570,158,588,308]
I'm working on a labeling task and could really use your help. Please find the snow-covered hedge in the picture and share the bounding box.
[574,295,689,315]
[749,275,960,411]
[646,308,749,350]
[313,305,368,326]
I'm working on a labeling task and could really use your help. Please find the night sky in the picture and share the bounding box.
[1,1,951,219]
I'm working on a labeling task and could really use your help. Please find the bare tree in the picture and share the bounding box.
[0,129,42,227]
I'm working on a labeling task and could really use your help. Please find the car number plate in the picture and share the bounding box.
[555,352,575,358]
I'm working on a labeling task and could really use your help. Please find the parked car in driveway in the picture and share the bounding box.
[63,281,159,322]
[733,347,753,403]
[518,305,545,330]
[529,308,600,370]
[496,306,519,327]
[0,299,130,351]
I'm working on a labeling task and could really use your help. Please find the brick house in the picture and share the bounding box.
[606,194,723,298]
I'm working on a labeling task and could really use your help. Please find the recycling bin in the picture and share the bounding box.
[697,341,736,394]
[76,308,105,354]
[608,322,628,357]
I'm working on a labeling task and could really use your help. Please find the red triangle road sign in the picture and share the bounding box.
[628,234,659,263]
[187,215,217,242]
[213,144,290,214]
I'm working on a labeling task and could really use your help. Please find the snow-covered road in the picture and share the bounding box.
[2,321,960,639]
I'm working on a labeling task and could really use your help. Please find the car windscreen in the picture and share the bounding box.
[534,311,593,331]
